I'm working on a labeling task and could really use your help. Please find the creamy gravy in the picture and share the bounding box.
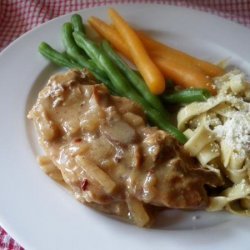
[28,70,222,226]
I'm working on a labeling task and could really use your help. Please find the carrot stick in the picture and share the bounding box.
[88,15,216,93]
[89,16,223,78]
[88,16,132,60]
[153,55,216,94]
[137,32,224,77]
[108,8,165,95]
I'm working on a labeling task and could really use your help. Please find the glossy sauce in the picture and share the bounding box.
[28,70,222,227]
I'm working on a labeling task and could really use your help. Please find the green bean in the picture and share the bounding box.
[62,22,113,87]
[72,32,104,70]
[162,88,211,104]
[73,31,187,143]
[148,109,187,144]
[71,14,85,33]
[38,42,82,69]
[61,51,77,63]
[62,23,99,71]
[73,31,136,95]
[101,41,168,118]
[39,41,118,96]
[62,22,88,58]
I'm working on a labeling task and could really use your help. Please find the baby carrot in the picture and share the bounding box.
[138,32,224,77]
[88,14,216,94]
[108,8,165,95]
[88,16,132,60]
[153,55,216,94]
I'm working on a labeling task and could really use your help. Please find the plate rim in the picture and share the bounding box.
[0,3,250,250]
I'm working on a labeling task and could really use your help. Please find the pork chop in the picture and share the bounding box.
[28,69,222,226]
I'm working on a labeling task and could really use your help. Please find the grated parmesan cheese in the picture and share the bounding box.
[211,70,250,158]
[213,110,250,157]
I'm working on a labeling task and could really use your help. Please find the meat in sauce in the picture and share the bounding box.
[28,70,222,227]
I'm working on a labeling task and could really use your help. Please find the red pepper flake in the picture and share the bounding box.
[74,138,82,143]
[81,179,89,191]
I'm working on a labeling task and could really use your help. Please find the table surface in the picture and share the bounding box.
[0,0,250,249]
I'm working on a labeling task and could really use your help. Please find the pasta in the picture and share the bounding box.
[177,69,250,215]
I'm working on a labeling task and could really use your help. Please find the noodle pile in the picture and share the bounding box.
[177,70,250,215]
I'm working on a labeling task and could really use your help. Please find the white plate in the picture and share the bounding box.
[1,4,250,250]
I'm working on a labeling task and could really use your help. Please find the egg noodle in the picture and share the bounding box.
[177,70,250,215]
